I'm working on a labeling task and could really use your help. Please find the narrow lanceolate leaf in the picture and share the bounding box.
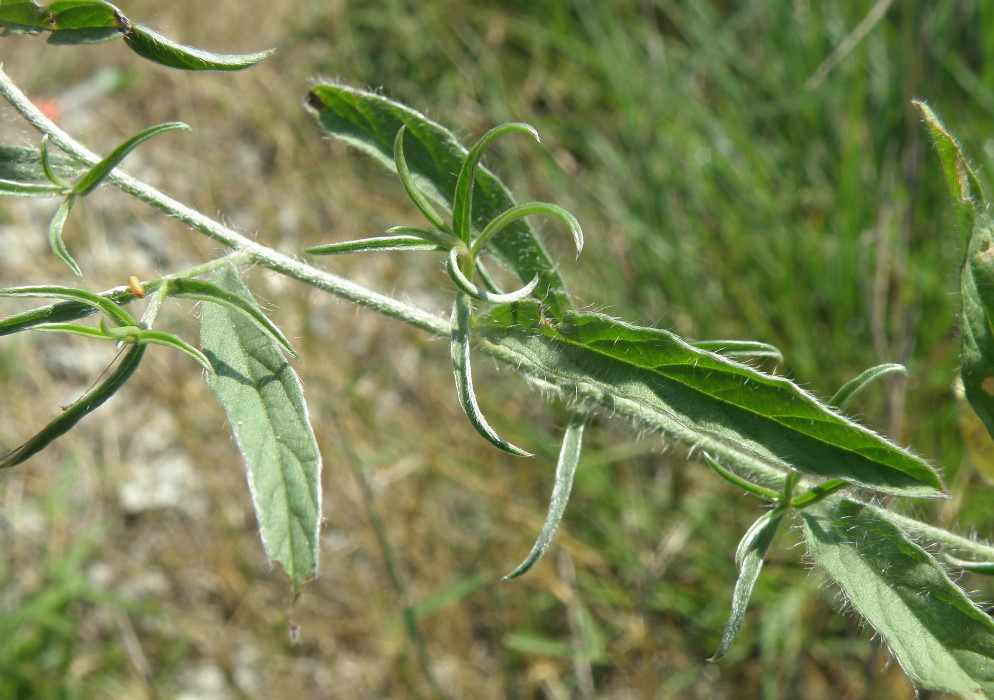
[504,409,587,579]
[471,201,583,260]
[917,102,994,442]
[452,123,539,244]
[305,84,574,317]
[0,343,145,469]
[710,508,784,662]
[829,363,906,412]
[0,284,136,327]
[123,23,273,71]
[29,321,128,340]
[165,277,297,357]
[691,340,784,364]
[479,304,941,496]
[451,292,531,457]
[48,194,80,275]
[393,125,448,232]
[200,265,321,596]
[0,286,139,338]
[0,179,65,197]
[305,234,441,256]
[446,248,539,304]
[802,496,994,698]
[73,122,189,196]
[136,329,211,371]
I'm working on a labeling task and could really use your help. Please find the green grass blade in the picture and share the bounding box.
[305,84,573,317]
[710,508,784,662]
[802,496,994,698]
[122,23,273,71]
[165,277,297,357]
[480,304,941,496]
[451,292,532,457]
[829,363,907,412]
[73,122,189,196]
[452,122,539,244]
[504,409,587,579]
[200,264,321,597]
[0,343,145,469]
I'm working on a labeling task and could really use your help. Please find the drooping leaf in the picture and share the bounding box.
[135,329,211,371]
[829,363,906,412]
[802,496,994,698]
[73,121,188,196]
[703,454,779,501]
[479,304,941,496]
[122,23,273,71]
[48,193,80,275]
[710,508,784,662]
[504,409,587,579]
[200,265,321,596]
[446,248,539,304]
[305,83,574,318]
[0,343,145,469]
[165,276,296,357]
[451,292,531,457]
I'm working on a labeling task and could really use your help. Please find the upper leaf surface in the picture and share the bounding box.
[305,83,573,318]
[200,265,321,597]
[802,496,994,698]
[480,304,941,496]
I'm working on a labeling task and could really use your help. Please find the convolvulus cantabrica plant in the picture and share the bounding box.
[3,2,994,696]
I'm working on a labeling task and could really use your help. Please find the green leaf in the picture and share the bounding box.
[913,100,984,235]
[479,304,942,496]
[0,144,84,182]
[0,343,145,469]
[0,285,140,338]
[122,23,273,71]
[136,329,211,371]
[691,339,784,364]
[446,248,539,304]
[802,496,994,698]
[452,122,539,244]
[305,234,441,256]
[48,193,80,275]
[29,321,123,340]
[829,363,906,412]
[0,284,136,327]
[200,265,321,596]
[703,454,779,501]
[164,277,297,357]
[0,179,65,197]
[0,0,50,33]
[393,125,448,233]
[504,409,587,579]
[917,102,994,443]
[47,0,122,44]
[710,508,784,662]
[451,292,531,457]
[471,200,583,260]
[305,83,574,318]
[73,122,188,196]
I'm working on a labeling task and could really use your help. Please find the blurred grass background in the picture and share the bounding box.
[2,0,994,697]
